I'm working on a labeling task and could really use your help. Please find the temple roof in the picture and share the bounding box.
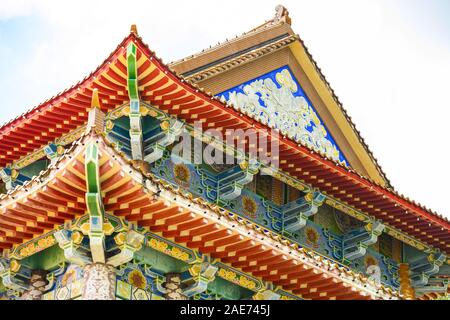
[0,26,448,254]
[0,126,400,300]
[168,5,391,188]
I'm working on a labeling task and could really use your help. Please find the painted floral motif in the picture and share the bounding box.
[18,235,56,258]
[148,238,190,261]
[304,226,320,248]
[149,238,169,251]
[217,269,256,290]
[173,163,191,185]
[170,247,190,261]
[128,269,147,289]
[220,66,345,163]
[242,196,258,218]
[238,275,256,290]
[280,295,296,300]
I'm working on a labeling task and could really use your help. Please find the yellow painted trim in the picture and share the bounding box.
[288,41,387,186]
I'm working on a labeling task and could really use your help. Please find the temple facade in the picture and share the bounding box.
[0,6,448,300]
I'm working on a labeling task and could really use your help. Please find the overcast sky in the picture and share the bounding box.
[0,0,449,218]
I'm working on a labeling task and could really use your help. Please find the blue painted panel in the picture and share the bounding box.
[149,155,400,290]
[217,66,347,164]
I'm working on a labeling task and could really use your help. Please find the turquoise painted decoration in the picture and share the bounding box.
[342,221,385,261]
[217,66,347,164]
[217,160,259,201]
[282,192,326,232]
[0,258,32,292]
[149,152,400,291]
[0,167,32,190]
[127,42,143,160]
[409,252,446,287]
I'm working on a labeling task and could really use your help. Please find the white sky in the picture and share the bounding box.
[0,0,449,218]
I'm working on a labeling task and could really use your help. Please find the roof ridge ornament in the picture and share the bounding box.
[86,89,105,135]
[274,5,291,25]
[130,24,138,36]
[90,88,101,110]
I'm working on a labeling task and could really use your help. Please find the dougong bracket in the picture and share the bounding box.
[144,119,184,164]
[342,220,385,261]
[54,229,91,266]
[44,144,64,165]
[0,259,31,292]
[0,168,29,190]
[415,277,449,296]
[253,283,281,300]
[409,251,446,288]
[182,261,218,297]
[0,168,13,191]
[217,159,260,201]
[107,230,145,267]
[282,191,326,232]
